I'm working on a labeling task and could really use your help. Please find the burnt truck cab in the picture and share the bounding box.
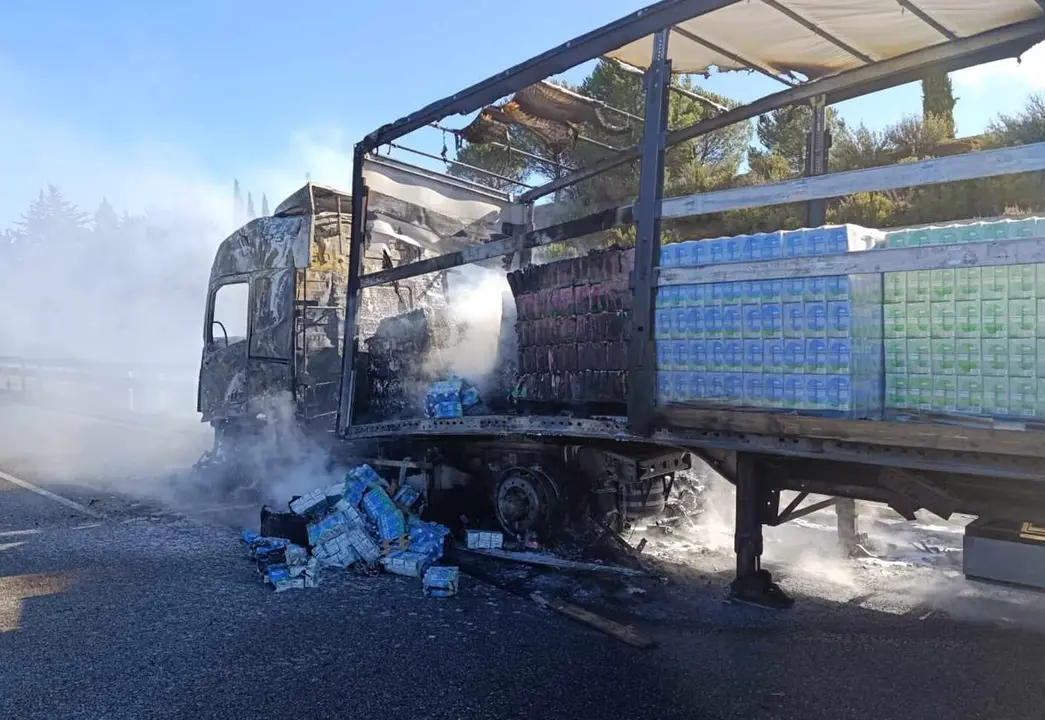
[198,157,523,437]
[198,182,350,433]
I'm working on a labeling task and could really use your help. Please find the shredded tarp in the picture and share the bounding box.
[607,0,1042,81]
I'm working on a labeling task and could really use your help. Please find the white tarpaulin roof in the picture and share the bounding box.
[607,0,1045,80]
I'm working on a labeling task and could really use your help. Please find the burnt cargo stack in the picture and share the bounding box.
[365,308,453,418]
[507,247,634,407]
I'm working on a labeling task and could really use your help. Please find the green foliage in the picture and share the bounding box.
[749,105,846,176]
[988,94,1045,147]
[882,113,955,160]
[831,123,890,171]
[451,126,532,191]
[830,192,896,227]
[450,77,1045,244]
[10,185,90,246]
[922,71,956,138]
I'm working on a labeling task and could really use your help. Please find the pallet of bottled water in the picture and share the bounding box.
[882,217,1045,420]
[655,224,885,418]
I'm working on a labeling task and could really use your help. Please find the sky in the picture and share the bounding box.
[2,0,1045,230]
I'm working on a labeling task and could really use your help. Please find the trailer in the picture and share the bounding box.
[198,0,1045,607]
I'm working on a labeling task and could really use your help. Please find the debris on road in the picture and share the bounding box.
[260,506,309,547]
[241,531,319,592]
[530,592,656,649]
[465,529,504,550]
[423,566,460,597]
[458,546,648,577]
[241,464,455,595]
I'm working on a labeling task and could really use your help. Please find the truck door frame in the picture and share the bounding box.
[198,273,253,417]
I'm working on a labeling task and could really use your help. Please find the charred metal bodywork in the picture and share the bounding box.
[198,186,346,430]
[199,2,1045,603]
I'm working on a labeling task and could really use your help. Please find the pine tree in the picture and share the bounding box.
[247,192,256,219]
[261,193,270,216]
[12,185,90,245]
[93,197,120,238]
[922,71,956,138]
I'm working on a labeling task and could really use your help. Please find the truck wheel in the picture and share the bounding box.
[493,466,563,541]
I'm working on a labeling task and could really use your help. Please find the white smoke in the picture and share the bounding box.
[0,93,359,504]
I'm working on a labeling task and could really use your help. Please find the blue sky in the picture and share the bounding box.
[2,0,1044,229]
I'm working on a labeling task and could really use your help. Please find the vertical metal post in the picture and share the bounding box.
[627,28,671,436]
[730,453,794,609]
[733,454,763,579]
[336,145,369,433]
[836,497,860,557]
[803,95,829,227]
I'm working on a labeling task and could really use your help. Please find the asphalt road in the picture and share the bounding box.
[3,402,1045,719]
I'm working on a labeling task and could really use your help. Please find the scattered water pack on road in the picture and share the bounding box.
[241,464,457,595]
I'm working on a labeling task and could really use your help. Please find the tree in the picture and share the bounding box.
[10,185,90,246]
[749,104,847,176]
[247,192,256,219]
[93,197,120,238]
[988,94,1045,147]
[922,71,956,138]
[453,129,532,191]
[831,123,890,171]
[262,193,271,216]
[451,60,751,222]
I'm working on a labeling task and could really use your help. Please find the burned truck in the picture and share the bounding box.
[200,0,1045,607]
[199,153,685,542]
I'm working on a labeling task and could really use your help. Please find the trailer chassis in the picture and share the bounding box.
[336,2,1045,606]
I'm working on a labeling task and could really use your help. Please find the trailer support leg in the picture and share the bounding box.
[835,498,861,557]
[729,454,794,609]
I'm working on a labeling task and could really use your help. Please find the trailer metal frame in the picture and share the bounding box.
[334,1,1045,606]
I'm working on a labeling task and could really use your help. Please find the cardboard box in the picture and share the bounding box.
[466,530,504,550]
[957,376,984,415]
[931,340,956,375]
[886,373,908,409]
[955,340,982,376]
[885,339,907,374]
[930,302,956,338]
[1008,339,1036,378]
[981,300,1007,339]
[884,304,906,338]
[783,302,805,339]
[907,339,932,375]
[1008,264,1035,300]
[910,376,934,411]
[932,376,957,413]
[884,273,907,304]
[983,377,1010,416]
[1008,299,1035,338]
[906,302,931,339]
[955,301,981,338]
[931,269,956,303]
[982,339,1009,377]
[981,266,1008,301]
[955,267,981,302]
[907,271,932,303]
[1010,378,1037,417]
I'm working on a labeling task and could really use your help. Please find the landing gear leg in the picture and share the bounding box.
[729,454,794,609]
[836,498,861,557]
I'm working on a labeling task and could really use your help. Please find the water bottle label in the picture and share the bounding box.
[805,302,827,334]
[723,340,744,370]
[741,304,760,337]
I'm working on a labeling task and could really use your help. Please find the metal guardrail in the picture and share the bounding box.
[0,356,200,420]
